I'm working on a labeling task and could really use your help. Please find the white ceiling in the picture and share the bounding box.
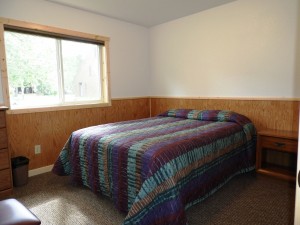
[46,0,237,27]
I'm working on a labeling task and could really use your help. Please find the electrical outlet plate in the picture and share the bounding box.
[35,145,41,154]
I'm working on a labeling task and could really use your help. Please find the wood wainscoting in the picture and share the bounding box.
[6,98,150,170]
[150,97,299,132]
[5,96,299,171]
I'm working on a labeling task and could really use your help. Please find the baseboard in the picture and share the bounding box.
[29,164,53,177]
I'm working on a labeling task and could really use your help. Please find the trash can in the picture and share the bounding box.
[11,156,29,187]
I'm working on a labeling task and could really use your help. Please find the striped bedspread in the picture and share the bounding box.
[52,109,256,225]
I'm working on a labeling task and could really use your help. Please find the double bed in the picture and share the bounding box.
[52,109,256,225]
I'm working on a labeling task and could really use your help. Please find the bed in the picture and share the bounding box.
[52,109,256,225]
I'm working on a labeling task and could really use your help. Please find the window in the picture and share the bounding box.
[0,18,110,112]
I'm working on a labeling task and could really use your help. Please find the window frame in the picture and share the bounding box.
[0,17,111,114]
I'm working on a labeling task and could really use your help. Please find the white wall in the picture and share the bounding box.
[0,0,299,100]
[150,0,300,98]
[0,0,150,99]
[295,0,300,98]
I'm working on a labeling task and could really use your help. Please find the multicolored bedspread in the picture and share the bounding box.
[52,109,256,225]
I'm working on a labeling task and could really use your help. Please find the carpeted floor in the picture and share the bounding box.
[12,171,295,225]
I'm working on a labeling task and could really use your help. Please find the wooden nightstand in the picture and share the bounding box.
[256,129,298,181]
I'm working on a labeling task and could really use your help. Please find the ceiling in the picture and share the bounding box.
[46,0,237,27]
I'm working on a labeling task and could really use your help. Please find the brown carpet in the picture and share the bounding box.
[12,172,295,225]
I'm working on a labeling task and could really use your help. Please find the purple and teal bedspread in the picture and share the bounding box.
[52,109,256,225]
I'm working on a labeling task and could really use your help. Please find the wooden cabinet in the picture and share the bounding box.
[0,107,12,199]
[256,129,298,181]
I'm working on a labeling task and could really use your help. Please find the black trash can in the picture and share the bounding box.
[11,156,29,187]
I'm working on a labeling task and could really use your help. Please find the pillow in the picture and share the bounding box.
[158,109,256,140]
[158,109,191,118]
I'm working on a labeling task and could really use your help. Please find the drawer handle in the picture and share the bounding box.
[274,142,285,147]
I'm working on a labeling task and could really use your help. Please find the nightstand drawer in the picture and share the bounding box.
[0,150,9,170]
[0,128,7,149]
[0,169,12,191]
[261,136,297,153]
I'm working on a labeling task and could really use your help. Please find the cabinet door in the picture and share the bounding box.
[0,169,11,191]
[0,128,7,149]
[0,111,5,128]
[0,150,9,170]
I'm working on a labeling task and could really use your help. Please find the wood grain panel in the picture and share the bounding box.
[0,128,7,149]
[6,97,299,171]
[0,150,9,170]
[0,111,5,128]
[0,107,12,199]
[6,98,150,170]
[0,169,11,191]
[150,98,299,132]
[0,188,13,200]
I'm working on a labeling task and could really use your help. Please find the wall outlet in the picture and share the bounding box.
[34,145,41,154]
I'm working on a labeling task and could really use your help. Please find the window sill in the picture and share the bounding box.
[6,101,112,114]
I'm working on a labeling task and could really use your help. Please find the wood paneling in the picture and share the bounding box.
[150,98,299,132]
[6,98,150,170]
[6,97,299,171]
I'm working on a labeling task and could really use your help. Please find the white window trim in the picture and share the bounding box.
[0,17,111,114]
